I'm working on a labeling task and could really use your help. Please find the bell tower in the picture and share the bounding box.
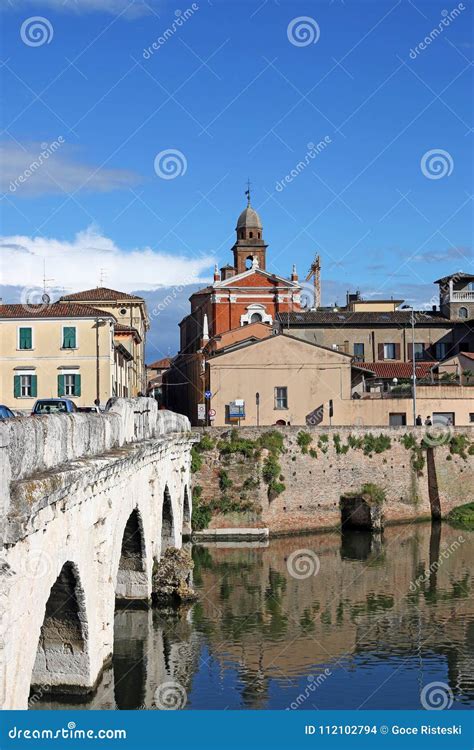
[232,184,267,274]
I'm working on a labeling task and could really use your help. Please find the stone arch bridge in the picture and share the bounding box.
[0,399,197,710]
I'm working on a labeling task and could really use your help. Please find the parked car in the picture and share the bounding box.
[77,406,101,414]
[32,398,77,415]
[0,405,16,420]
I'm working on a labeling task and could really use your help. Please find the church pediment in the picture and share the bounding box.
[216,268,298,289]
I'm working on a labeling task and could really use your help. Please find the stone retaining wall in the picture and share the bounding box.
[193,426,474,534]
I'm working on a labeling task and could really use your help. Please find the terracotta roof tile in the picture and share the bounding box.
[60,287,143,302]
[147,357,172,369]
[0,302,115,319]
[277,311,450,326]
[357,362,437,378]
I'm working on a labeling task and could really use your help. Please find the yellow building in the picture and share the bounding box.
[59,287,149,395]
[0,302,116,410]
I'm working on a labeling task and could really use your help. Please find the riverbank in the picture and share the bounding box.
[191,426,474,535]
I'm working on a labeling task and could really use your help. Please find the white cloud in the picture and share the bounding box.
[1,141,141,197]
[0,227,214,293]
[1,0,154,17]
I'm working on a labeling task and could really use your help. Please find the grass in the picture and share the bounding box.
[446,502,474,530]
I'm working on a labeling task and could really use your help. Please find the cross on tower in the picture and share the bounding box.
[245,178,251,206]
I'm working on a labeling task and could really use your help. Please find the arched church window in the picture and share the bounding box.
[258,232,261,238]
[250,312,262,323]
[249,232,253,238]
[458,307,468,319]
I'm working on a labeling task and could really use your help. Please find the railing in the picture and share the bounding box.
[451,291,474,301]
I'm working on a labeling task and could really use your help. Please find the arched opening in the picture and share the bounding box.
[183,486,191,536]
[275,419,287,426]
[258,231,261,238]
[245,255,254,269]
[458,306,468,319]
[249,231,253,238]
[161,485,175,554]
[116,509,148,602]
[31,562,89,696]
[250,312,262,324]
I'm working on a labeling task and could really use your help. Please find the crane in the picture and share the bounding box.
[305,254,321,310]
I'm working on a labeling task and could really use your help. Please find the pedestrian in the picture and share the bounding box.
[415,415,422,426]
[424,416,432,426]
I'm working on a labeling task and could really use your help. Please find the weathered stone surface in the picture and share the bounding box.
[152,548,197,605]
[194,426,474,534]
[340,495,384,531]
[0,398,196,709]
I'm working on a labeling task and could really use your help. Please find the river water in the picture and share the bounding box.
[33,522,473,711]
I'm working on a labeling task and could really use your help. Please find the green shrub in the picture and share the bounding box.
[218,469,233,491]
[411,446,425,473]
[191,491,212,530]
[401,433,417,450]
[191,445,203,473]
[309,448,318,459]
[449,434,469,460]
[296,431,312,454]
[333,434,349,454]
[468,445,474,456]
[258,430,284,454]
[198,433,215,451]
[446,502,474,530]
[362,433,391,455]
[347,434,363,449]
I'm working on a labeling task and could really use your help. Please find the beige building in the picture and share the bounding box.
[0,288,150,410]
[205,332,474,427]
[0,302,116,410]
[59,287,149,395]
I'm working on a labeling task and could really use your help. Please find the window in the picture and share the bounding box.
[62,326,77,349]
[250,312,262,323]
[384,343,396,360]
[435,342,449,360]
[433,412,455,426]
[389,413,406,426]
[413,343,425,360]
[458,307,468,319]
[13,373,37,398]
[249,232,253,238]
[470,413,474,423]
[353,343,364,361]
[275,386,288,409]
[18,327,32,350]
[58,373,81,397]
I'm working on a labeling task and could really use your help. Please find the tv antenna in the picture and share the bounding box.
[305,254,321,310]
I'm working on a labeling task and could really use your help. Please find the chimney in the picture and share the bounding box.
[291,264,298,282]
[213,264,220,282]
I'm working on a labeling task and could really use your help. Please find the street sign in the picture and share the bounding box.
[208,409,216,417]
[204,391,212,399]
[197,404,206,421]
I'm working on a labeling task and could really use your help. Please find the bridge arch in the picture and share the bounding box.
[31,561,90,696]
[161,484,175,554]
[116,508,149,601]
[183,486,191,535]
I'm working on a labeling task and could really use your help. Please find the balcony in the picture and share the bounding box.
[451,290,474,301]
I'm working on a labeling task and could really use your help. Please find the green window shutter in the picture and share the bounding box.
[58,374,65,397]
[14,375,21,398]
[74,374,81,397]
[30,375,37,398]
[63,327,76,348]
[19,328,32,349]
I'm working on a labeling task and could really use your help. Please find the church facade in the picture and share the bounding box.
[167,199,303,422]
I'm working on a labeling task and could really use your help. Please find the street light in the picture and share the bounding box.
[401,305,417,426]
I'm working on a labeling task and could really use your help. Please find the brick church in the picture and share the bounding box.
[178,196,302,354]
[167,196,303,420]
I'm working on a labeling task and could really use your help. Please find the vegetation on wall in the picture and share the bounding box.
[191,485,212,531]
[348,482,386,505]
[296,431,312,454]
[446,502,474,530]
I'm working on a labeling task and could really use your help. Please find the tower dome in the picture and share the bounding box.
[236,205,263,231]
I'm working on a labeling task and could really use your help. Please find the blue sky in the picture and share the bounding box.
[0,0,472,358]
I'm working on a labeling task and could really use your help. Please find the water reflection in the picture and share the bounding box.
[32,522,473,710]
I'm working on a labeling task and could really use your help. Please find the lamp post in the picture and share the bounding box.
[402,305,417,426]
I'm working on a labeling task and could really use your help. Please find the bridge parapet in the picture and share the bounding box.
[0,398,190,485]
